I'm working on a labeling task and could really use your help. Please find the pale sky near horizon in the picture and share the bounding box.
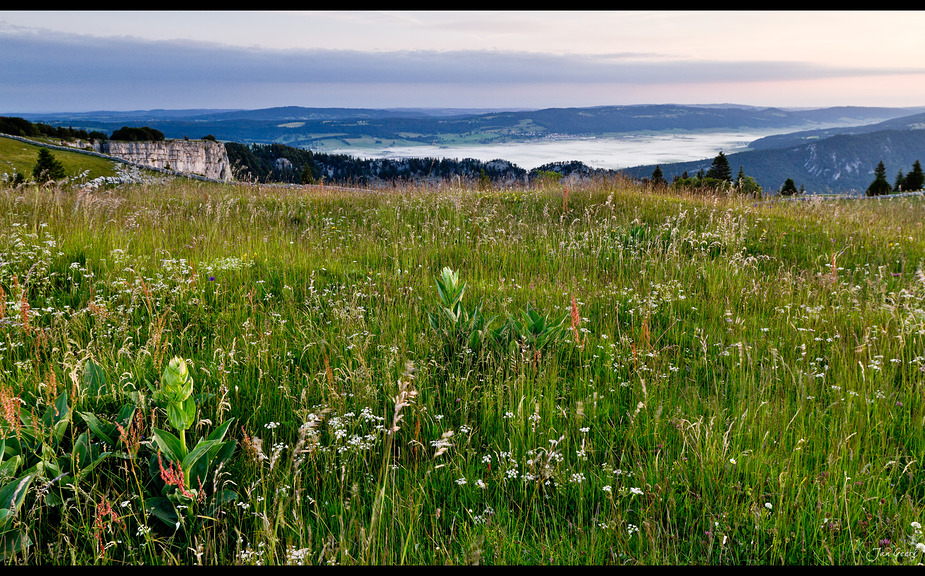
[2,10,925,113]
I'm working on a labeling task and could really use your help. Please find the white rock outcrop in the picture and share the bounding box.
[100,139,233,181]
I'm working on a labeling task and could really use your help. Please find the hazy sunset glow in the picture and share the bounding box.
[2,10,924,112]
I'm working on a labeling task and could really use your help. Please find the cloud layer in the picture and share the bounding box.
[3,24,925,112]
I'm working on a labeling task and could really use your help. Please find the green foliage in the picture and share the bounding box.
[705,151,732,181]
[780,177,799,196]
[650,165,667,187]
[300,162,317,184]
[534,169,564,186]
[32,148,66,182]
[109,126,165,142]
[894,159,924,192]
[3,177,925,564]
[478,169,491,190]
[867,160,892,196]
[427,267,570,368]
[0,473,35,559]
[427,267,494,361]
[146,357,236,523]
[673,176,733,194]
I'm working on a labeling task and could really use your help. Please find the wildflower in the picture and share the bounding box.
[94,497,123,555]
[570,294,583,347]
[765,502,773,510]
[629,487,643,496]
[157,451,196,500]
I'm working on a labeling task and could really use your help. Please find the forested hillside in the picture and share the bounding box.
[622,128,925,194]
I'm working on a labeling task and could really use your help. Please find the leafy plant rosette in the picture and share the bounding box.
[1,386,114,559]
[428,266,496,358]
[145,357,236,529]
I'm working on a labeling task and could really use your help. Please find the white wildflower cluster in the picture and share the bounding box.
[911,521,925,554]
[286,546,311,565]
[569,472,586,484]
[470,505,495,525]
[326,409,383,456]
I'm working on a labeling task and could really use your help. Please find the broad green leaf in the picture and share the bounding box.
[0,474,34,518]
[145,496,179,528]
[72,433,112,483]
[152,428,185,463]
[78,411,117,446]
[83,358,107,397]
[0,528,32,559]
[181,439,221,475]
[49,392,70,446]
[167,395,196,432]
[206,418,234,443]
[0,455,20,481]
[0,508,12,531]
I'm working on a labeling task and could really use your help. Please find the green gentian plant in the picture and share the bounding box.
[147,357,235,524]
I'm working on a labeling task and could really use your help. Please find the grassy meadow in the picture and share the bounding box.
[0,137,120,183]
[1,175,924,565]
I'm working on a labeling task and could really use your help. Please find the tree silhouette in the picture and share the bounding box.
[705,151,732,181]
[905,160,924,191]
[780,178,799,196]
[650,165,666,187]
[866,160,891,196]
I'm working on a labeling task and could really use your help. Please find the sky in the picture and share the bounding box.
[3,10,925,113]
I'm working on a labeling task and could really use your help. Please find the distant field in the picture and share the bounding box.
[0,135,120,181]
[1,175,924,565]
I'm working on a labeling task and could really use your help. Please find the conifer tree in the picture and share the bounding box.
[32,147,66,182]
[904,160,924,191]
[650,165,666,187]
[705,151,732,181]
[866,160,891,197]
[780,178,799,196]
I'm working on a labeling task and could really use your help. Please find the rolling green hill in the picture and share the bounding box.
[0,135,121,182]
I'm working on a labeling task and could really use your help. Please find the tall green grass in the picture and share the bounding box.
[1,177,924,564]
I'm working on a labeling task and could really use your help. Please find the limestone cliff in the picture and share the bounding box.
[100,140,233,181]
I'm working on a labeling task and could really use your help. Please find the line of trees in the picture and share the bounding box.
[660,151,763,197]
[224,142,533,186]
[0,116,108,141]
[867,159,923,196]
[109,126,165,142]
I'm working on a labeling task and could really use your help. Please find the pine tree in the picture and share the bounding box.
[32,147,66,182]
[780,178,799,196]
[705,151,732,181]
[904,160,924,191]
[650,165,666,187]
[866,160,891,197]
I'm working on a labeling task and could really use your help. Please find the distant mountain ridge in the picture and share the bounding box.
[15,104,923,147]
[621,127,925,194]
[9,104,925,193]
